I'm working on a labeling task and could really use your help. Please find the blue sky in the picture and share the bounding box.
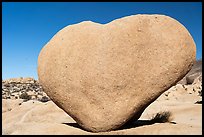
[2,2,202,80]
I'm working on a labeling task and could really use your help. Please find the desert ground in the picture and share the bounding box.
[2,60,202,135]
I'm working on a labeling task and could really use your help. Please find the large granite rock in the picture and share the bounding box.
[38,14,196,132]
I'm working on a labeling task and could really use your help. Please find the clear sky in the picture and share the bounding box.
[2,2,202,80]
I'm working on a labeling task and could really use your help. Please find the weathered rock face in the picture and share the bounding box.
[38,14,196,132]
[178,60,202,85]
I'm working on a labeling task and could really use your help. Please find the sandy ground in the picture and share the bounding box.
[2,86,202,135]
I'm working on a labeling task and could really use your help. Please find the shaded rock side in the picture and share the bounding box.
[178,59,202,85]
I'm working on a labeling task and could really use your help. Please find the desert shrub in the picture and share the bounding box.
[39,96,50,102]
[150,111,173,123]
[19,92,31,101]
[198,89,202,96]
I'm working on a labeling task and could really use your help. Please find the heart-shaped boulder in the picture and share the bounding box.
[38,14,196,132]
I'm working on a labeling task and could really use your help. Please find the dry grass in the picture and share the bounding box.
[150,111,174,123]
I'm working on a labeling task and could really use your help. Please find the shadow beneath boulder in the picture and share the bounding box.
[118,111,176,131]
[62,122,89,132]
[62,111,176,132]
[117,119,154,130]
[117,119,176,130]
[62,120,176,132]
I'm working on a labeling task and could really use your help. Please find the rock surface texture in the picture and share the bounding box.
[38,14,196,132]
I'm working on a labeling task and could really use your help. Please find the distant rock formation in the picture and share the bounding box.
[178,59,202,85]
[2,77,50,102]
